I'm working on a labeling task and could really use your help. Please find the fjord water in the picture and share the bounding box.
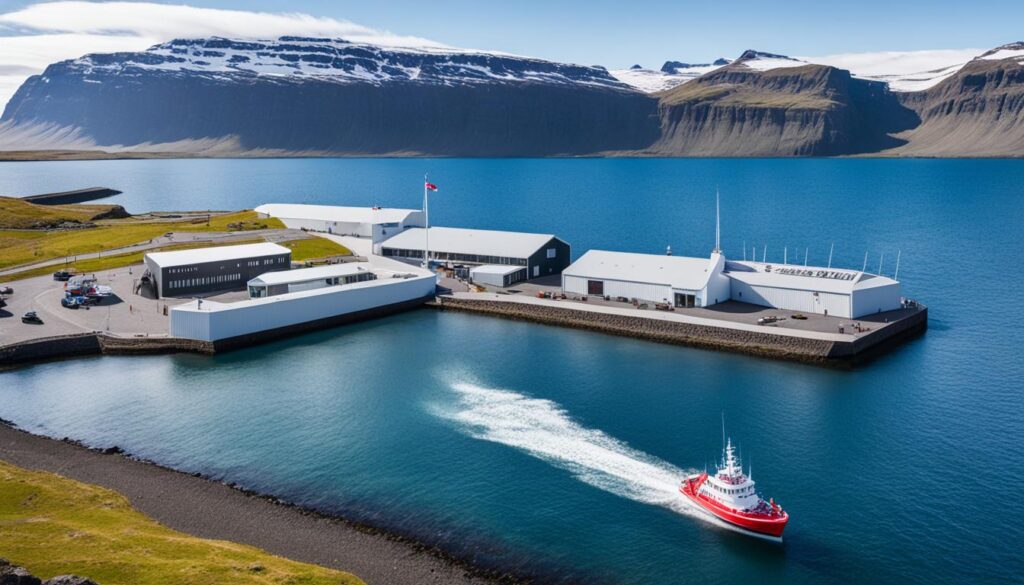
[1,159,1023,584]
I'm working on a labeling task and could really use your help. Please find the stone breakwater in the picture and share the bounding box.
[432,297,927,365]
[0,333,213,370]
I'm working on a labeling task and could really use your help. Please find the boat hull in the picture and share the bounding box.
[680,473,788,539]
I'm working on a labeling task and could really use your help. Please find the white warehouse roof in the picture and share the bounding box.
[724,261,898,294]
[381,227,561,259]
[564,250,717,291]
[248,262,372,286]
[146,242,290,268]
[255,203,422,225]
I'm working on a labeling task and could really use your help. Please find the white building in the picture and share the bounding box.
[469,264,530,288]
[562,250,731,308]
[724,261,901,318]
[255,203,424,243]
[247,263,377,298]
[378,227,571,279]
[170,263,436,342]
[561,251,902,319]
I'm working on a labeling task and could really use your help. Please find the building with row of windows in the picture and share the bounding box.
[144,242,291,299]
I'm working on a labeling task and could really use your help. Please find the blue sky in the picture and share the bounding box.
[2,0,1022,67]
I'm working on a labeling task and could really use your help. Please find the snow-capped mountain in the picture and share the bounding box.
[59,36,630,90]
[611,58,729,93]
[1,38,1021,157]
[1,36,656,155]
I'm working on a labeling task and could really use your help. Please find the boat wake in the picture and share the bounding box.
[437,381,707,520]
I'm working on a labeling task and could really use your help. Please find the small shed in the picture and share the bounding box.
[470,264,529,288]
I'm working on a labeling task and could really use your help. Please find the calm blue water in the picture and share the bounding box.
[2,159,1023,584]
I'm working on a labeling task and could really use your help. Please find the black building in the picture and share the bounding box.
[144,242,291,298]
[379,227,571,279]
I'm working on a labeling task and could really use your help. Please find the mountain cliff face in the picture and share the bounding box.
[650,51,918,156]
[890,43,1024,156]
[1,40,1022,157]
[0,37,660,155]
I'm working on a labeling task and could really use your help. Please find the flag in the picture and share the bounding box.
[425,181,439,191]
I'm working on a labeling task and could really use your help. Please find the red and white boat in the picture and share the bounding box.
[680,436,789,541]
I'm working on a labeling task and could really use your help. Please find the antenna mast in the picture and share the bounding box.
[827,242,834,269]
[714,188,721,254]
[804,247,808,266]
[894,250,902,281]
[721,412,726,454]
[862,251,869,272]
[878,253,884,275]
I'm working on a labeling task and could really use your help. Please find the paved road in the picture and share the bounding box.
[0,228,310,278]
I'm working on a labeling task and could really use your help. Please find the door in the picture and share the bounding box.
[587,280,604,295]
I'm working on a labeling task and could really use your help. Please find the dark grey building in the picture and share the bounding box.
[378,227,571,279]
[144,242,291,298]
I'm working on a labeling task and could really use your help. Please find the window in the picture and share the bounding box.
[546,248,556,259]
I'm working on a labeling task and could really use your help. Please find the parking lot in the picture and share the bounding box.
[0,264,244,345]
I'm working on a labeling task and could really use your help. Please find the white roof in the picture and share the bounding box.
[470,264,527,276]
[563,250,717,291]
[248,262,372,286]
[146,242,290,268]
[255,203,422,225]
[725,261,898,294]
[381,227,561,259]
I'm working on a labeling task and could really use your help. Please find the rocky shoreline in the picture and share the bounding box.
[0,422,526,585]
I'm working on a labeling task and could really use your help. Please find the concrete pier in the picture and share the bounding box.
[21,187,122,205]
[433,292,927,365]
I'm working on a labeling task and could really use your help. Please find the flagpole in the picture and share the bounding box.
[423,173,430,269]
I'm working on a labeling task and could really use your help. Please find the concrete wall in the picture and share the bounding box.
[852,283,902,318]
[171,274,436,342]
[730,281,852,318]
[434,296,928,365]
[562,274,674,303]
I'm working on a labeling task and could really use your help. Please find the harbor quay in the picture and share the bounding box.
[1,203,926,368]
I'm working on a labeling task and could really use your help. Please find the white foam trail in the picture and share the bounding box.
[437,381,704,518]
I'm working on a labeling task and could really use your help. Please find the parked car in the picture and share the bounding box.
[757,315,785,325]
[53,270,72,281]
[61,296,86,309]
[21,311,43,324]
[0,286,12,295]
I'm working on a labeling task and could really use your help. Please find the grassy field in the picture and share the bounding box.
[0,203,286,271]
[282,238,352,261]
[0,460,362,585]
[0,196,122,229]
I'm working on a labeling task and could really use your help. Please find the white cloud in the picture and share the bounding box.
[0,1,446,108]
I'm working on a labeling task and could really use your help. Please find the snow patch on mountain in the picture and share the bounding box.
[54,36,629,90]
[732,50,808,71]
[978,42,1024,63]
[610,59,729,93]
[801,48,983,91]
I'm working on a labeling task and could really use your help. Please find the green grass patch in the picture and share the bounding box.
[0,196,120,229]
[0,210,286,271]
[0,460,362,585]
[281,238,352,262]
